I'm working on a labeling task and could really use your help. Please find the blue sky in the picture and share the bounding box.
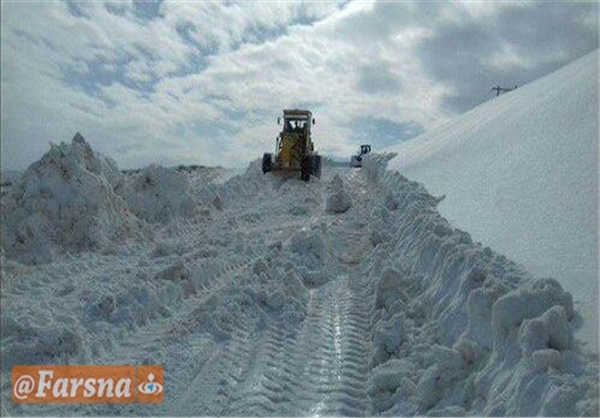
[1,1,597,170]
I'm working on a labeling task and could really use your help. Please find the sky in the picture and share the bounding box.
[1,1,598,170]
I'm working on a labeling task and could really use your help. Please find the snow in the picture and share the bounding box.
[0,134,144,264]
[326,190,352,213]
[121,164,201,223]
[386,49,599,354]
[326,174,353,213]
[1,55,598,416]
[358,155,598,416]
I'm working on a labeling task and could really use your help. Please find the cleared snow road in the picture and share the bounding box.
[167,167,374,416]
[169,275,372,417]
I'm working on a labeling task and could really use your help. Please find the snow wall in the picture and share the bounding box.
[386,50,599,354]
[360,154,597,416]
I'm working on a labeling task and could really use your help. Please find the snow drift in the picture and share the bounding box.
[360,154,597,416]
[121,164,200,223]
[0,133,142,264]
[0,134,215,265]
[326,174,352,213]
[386,50,599,353]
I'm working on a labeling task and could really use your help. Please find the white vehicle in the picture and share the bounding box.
[349,144,371,167]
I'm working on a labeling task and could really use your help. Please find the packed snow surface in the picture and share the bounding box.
[1,135,598,416]
[386,50,599,354]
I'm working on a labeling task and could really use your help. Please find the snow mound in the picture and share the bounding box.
[215,159,270,206]
[290,232,325,269]
[0,133,141,264]
[192,159,270,212]
[326,190,352,213]
[361,157,598,416]
[171,255,310,344]
[251,257,309,321]
[328,173,344,191]
[491,278,574,353]
[121,164,201,223]
[326,174,352,213]
[288,231,330,288]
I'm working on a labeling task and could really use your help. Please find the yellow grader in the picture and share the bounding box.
[262,109,321,181]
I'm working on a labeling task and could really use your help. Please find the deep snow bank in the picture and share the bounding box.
[386,50,599,353]
[0,135,214,264]
[360,154,598,416]
[0,134,142,264]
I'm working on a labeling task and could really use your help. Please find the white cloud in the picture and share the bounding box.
[1,0,597,170]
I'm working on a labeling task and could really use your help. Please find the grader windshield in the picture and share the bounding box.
[281,110,312,135]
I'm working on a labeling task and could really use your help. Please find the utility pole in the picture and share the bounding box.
[491,85,517,97]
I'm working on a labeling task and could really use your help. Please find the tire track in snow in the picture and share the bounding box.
[107,252,261,352]
[222,321,295,416]
[169,312,259,415]
[163,178,334,415]
[298,277,372,417]
[289,172,372,413]
[48,250,268,418]
[217,275,372,417]
[82,173,335,416]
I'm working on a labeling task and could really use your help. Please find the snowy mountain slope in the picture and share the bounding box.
[386,50,599,354]
[1,140,598,415]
